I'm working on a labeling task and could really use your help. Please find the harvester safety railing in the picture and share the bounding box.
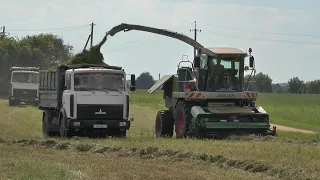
[178,55,194,68]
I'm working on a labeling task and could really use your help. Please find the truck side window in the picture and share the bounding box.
[66,74,71,90]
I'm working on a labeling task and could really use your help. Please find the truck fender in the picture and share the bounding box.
[58,108,67,125]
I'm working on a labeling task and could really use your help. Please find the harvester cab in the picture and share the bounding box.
[104,22,277,139]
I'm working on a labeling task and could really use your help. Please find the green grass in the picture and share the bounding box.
[130,90,320,133]
[0,143,273,180]
[277,131,320,140]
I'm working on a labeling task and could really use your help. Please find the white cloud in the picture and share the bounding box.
[274,16,297,23]
[287,9,306,13]
[264,7,279,13]
[13,18,45,25]
[48,3,64,12]
[0,2,24,17]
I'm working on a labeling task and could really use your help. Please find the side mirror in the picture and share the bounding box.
[249,56,254,68]
[130,74,136,91]
[194,56,200,68]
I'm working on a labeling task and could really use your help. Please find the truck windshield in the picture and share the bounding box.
[74,72,125,92]
[205,56,241,92]
[12,72,39,83]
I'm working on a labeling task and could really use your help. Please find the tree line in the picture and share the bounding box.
[0,33,318,94]
[136,72,320,94]
[244,72,320,94]
[0,34,74,93]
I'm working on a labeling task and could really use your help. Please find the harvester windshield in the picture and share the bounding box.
[198,54,244,92]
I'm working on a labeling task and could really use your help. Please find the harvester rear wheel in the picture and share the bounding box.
[174,101,193,138]
[155,110,174,138]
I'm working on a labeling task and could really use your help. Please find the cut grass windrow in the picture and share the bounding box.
[0,137,317,180]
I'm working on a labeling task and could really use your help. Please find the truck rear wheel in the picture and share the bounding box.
[155,110,174,138]
[8,99,17,106]
[42,112,57,138]
[59,116,73,138]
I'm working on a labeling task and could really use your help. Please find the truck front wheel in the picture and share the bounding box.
[111,129,126,138]
[59,116,73,138]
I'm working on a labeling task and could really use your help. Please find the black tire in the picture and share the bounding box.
[8,99,16,106]
[155,110,174,138]
[107,129,126,138]
[174,101,193,138]
[59,115,73,138]
[116,130,127,138]
[42,112,57,138]
[8,100,13,106]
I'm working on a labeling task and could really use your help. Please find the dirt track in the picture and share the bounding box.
[270,123,318,134]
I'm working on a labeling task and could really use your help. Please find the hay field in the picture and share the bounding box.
[0,91,319,180]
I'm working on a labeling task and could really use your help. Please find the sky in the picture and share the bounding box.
[1,0,319,83]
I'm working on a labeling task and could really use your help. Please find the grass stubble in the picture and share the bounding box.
[0,91,319,180]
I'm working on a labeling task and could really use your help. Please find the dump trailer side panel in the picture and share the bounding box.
[39,70,59,110]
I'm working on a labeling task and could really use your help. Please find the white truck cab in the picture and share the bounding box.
[8,67,40,106]
[39,64,136,138]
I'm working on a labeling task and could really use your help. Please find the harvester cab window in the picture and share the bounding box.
[177,68,194,92]
[197,55,208,90]
[208,57,241,91]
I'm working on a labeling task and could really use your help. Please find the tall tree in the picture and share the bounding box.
[288,77,305,94]
[244,72,273,93]
[136,72,155,89]
[305,79,320,94]
[0,34,74,94]
[19,33,73,68]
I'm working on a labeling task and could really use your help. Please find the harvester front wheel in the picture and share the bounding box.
[155,110,174,138]
[174,101,192,138]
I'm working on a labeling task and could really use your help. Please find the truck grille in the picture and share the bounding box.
[77,104,123,120]
[12,89,37,99]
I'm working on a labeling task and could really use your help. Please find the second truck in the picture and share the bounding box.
[8,67,40,106]
[39,63,136,138]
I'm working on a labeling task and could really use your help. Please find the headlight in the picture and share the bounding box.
[73,122,80,126]
[119,122,126,126]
